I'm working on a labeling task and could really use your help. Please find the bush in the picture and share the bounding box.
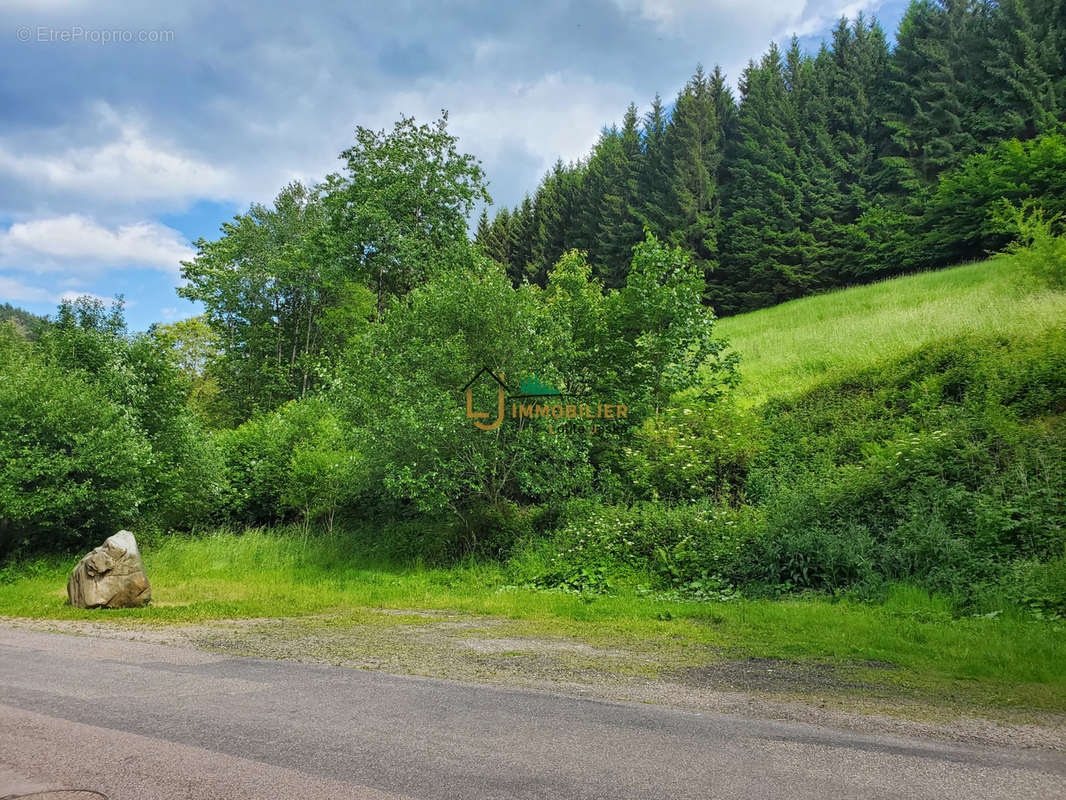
[626,399,761,503]
[35,297,223,531]
[0,345,151,554]
[513,500,751,594]
[606,330,1066,600]
[216,396,363,527]
[993,201,1066,288]
[997,553,1066,621]
[731,331,1066,597]
[923,132,1066,265]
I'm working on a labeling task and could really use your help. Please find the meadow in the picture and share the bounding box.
[717,256,1066,405]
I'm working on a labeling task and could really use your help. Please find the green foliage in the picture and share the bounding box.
[323,111,490,313]
[924,133,1066,264]
[990,552,1066,621]
[626,400,760,503]
[513,500,749,596]
[329,234,733,532]
[0,303,47,341]
[29,297,221,536]
[717,253,1066,406]
[150,315,224,424]
[734,331,1066,597]
[486,2,1066,313]
[609,233,738,415]
[180,182,368,421]
[0,335,150,553]
[338,250,592,526]
[282,406,363,532]
[992,200,1066,287]
[216,396,361,527]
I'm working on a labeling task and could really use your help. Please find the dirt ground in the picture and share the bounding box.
[3,610,1063,753]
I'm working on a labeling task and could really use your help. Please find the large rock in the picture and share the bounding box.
[67,530,151,609]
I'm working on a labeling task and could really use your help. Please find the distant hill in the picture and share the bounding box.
[0,303,48,341]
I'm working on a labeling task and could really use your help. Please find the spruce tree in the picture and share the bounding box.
[595,104,644,287]
[985,0,1066,140]
[884,1,984,187]
[635,95,673,240]
[511,195,536,283]
[718,45,810,312]
[663,66,722,286]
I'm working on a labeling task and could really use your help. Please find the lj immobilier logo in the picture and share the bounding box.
[461,366,627,433]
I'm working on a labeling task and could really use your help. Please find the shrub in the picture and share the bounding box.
[35,297,223,531]
[216,396,362,527]
[515,500,751,594]
[626,399,761,503]
[992,201,1066,288]
[731,331,1066,597]
[998,553,1066,621]
[0,346,151,554]
[923,132,1066,264]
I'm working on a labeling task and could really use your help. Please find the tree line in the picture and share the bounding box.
[476,0,1066,314]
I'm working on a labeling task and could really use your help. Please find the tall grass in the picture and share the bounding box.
[716,256,1066,405]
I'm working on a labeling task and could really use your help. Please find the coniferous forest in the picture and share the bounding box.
[476,1,1066,314]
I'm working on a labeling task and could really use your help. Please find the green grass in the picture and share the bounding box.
[2,528,1064,713]
[716,255,1066,405]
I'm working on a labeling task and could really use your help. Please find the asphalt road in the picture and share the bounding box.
[1,626,1063,800]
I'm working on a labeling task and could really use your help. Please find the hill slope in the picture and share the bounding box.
[716,256,1066,405]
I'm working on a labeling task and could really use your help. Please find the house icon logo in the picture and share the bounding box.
[461,366,509,431]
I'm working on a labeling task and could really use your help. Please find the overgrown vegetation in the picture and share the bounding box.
[2,7,1065,644]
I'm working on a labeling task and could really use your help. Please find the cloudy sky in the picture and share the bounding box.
[1,0,908,330]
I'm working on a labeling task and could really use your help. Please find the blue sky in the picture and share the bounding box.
[1,0,908,331]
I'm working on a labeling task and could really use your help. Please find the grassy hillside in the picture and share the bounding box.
[716,255,1066,405]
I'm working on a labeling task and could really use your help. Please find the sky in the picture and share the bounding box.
[1,0,909,331]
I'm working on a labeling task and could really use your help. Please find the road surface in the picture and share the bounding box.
[0,626,1063,799]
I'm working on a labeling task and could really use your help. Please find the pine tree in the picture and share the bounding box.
[663,66,722,284]
[718,45,810,312]
[474,208,492,255]
[884,1,985,187]
[595,104,644,287]
[572,133,613,259]
[529,161,577,285]
[511,194,535,283]
[709,65,739,153]
[804,18,895,284]
[635,94,673,240]
[984,0,1066,140]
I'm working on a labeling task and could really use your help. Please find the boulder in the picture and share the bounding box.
[67,530,151,609]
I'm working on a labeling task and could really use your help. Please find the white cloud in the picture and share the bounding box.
[0,276,125,308]
[58,290,125,306]
[371,72,637,209]
[0,215,195,276]
[0,276,52,303]
[610,0,885,39]
[0,104,233,206]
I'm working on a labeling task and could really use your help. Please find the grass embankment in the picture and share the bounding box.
[717,257,1066,405]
